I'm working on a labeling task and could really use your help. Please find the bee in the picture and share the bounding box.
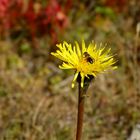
[83,52,94,64]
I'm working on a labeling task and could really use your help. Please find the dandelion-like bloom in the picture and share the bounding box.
[51,40,117,88]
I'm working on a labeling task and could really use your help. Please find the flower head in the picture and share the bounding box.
[51,40,117,88]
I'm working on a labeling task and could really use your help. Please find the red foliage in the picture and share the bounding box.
[0,0,8,18]
[105,0,126,12]
[0,0,9,31]
[0,0,70,45]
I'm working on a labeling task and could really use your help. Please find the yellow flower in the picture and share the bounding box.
[51,40,117,88]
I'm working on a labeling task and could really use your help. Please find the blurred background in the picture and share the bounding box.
[0,0,140,140]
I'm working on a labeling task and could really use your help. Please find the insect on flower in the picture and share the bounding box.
[83,52,95,64]
[51,40,117,88]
